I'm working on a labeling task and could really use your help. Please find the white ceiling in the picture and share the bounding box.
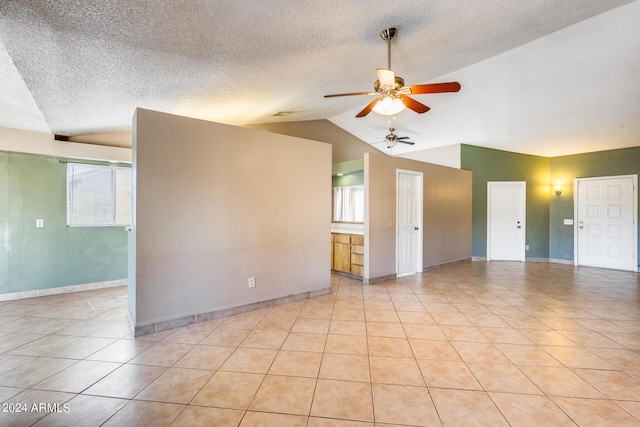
[1,1,638,157]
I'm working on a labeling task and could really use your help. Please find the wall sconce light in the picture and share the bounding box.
[554,185,562,196]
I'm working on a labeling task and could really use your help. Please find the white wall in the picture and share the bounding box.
[132,109,332,331]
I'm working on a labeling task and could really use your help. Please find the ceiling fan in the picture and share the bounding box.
[324,28,461,118]
[373,128,415,149]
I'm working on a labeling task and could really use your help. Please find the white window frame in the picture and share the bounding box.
[66,162,132,227]
[333,185,364,223]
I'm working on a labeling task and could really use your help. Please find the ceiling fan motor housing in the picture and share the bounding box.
[386,128,398,145]
[374,76,405,93]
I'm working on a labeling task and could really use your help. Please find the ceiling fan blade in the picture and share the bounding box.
[324,91,372,98]
[398,140,415,145]
[356,98,380,118]
[376,69,395,87]
[407,82,461,94]
[399,95,430,114]
[397,136,410,140]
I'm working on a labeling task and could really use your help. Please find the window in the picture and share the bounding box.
[67,163,132,226]
[333,185,364,222]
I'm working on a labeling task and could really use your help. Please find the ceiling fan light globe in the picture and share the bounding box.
[372,96,406,116]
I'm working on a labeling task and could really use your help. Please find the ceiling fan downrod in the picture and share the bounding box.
[380,28,397,70]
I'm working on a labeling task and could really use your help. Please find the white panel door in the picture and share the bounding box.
[576,176,636,271]
[398,173,418,276]
[487,182,526,261]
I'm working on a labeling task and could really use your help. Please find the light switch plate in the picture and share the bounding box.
[563,219,574,225]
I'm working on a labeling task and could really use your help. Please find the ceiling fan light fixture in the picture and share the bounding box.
[372,95,406,116]
[323,27,460,118]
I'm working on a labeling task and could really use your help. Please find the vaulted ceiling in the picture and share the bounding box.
[1,1,638,157]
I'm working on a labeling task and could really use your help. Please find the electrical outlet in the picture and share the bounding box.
[36,219,43,228]
[248,277,256,288]
[525,245,530,250]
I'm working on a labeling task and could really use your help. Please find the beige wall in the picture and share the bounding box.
[132,109,332,329]
[397,144,462,169]
[0,126,131,162]
[365,153,472,281]
[247,119,376,163]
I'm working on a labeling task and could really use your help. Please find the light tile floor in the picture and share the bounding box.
[1,262,640,426]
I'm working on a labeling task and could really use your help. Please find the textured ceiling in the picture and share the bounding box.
[0,0,638,157]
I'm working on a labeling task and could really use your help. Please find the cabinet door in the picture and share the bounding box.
[351,253,364,266]
[333,242,351,273]
[350,264,364,276]
[330,234,334,270]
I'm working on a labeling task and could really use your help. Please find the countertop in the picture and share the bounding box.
[331,223,364,236]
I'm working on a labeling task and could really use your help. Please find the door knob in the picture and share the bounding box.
[414,227,419,230]
[579,226,584,229]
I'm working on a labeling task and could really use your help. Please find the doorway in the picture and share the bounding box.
[575,175,637,271]
[397,170,423,276]
[487,181,526,261]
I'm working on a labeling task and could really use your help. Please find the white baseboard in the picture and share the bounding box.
[0,279,127,302]
[473,256,577,265]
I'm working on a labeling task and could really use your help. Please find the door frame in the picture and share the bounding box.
[487,181,526,262]
[396,169,423,276]
[573,174,638,271]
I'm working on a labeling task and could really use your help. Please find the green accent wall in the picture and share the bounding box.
[462,144,639,267]
[550,147,640,265]
[332,159,364,187]
[332,172,364,187]
[461,145,550,259]
[0,152,128,294]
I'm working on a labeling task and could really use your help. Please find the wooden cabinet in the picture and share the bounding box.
[350,235,364,276]
[333,235,351,273]
[330,233,334,270]
[331,233,364,278]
